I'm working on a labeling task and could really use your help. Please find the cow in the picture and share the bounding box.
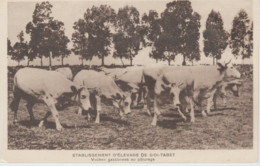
[115,66,146,107]
[143,64,185,116]
[9,68,91,131]
[55,67,73,80]
[179,62,241,123]
[147,61,241,126]
[73,70,132,123]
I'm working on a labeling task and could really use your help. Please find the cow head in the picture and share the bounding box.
[217,60,241,79]
[161,82,183,107]
[71,85,91,111]
[112,92,132,117]
[169,82,183,107]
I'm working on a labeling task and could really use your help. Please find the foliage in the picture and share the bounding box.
[230,10,252,59]
[83,5,116,66]
[8,39,13,56]
[203,10,229,64]
[11,31,28,65]
[26,1,70,67]
[113,6,145,66]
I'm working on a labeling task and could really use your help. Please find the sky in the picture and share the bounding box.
[7,0,253,66]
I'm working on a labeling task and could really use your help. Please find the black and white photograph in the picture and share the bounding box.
[1,0,258,163]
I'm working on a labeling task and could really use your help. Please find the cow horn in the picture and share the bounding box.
[225,59,231,66]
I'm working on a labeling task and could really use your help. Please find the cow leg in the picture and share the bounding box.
[206,97,214,115]
[95,96,101,123]
[213,93,217,110]
[176,107,187,121]
[26,101,35,122]
[39,111,51,128]
[189,97,195,123]
[131,93,138,107]
[151,95,160,126]
[77,107,82,115]
[143,93,152,116]
[10,88,22,124]
[43,96,63,131]
[202,109,207,117]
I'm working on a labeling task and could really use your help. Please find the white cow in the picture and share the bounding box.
[10,68,91,131]
[144,62,241,126]
[115,66,145,107]
[55,67,73,80]
[73,70,132,123]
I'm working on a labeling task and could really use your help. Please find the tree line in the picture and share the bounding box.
[7,0,253,68]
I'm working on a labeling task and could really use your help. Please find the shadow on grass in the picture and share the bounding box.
[102,116,130,126]
[19,120,90,129]
[157,119,178,129]
[131,104,144,110]
[213,107,237,111]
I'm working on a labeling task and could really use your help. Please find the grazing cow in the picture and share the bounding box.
[148,61,241,126]
[143,64,182,115]
[115,66,145,107]
[73,70,132,123]
[179,62,241,123]
[9,68,91,131]
[55,67,73,80]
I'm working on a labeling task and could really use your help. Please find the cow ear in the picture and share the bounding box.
[178,82,183,87]
[225,59,231,66]
[161,84,170,90]
[71,86,78,94]
[78,87,84,93]
[217,62,224,69]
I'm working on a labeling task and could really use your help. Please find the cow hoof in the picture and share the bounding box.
[95,120,100,124]
[56,126,63,131]
[146,111,152,116]
[151,122,157,126]
[202,111,207,117]
[190,119,195,123]
[38,120,44,128]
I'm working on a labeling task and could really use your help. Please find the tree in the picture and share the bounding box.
[161,0,201,66]
[245,22,253,59]
[26,1,69,69]
[7,39,13,56]
[230,10,252,60]
[72,19,89,66]
[83,5,116,66]
[184,12,201,65]
[26,1,53,67]
[57,33,70,66]
[113,6,143,66]
[155,2,182,65]
[142,10,162,63]
[12,31,28,66]
[203,10,229,65]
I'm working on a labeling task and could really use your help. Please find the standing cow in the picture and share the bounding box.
[115,66,145,107]
[9,68,91,131]
[73,70,132,123]
[148,61,241,126]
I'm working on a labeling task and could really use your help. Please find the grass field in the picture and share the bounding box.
[7,65,253,149]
